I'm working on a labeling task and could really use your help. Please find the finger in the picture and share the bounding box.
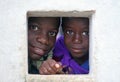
[44,60,56,74]
[39,66,44,75]
[55,62,62,68]
[39,61,51,75]
[47,59,58,72]
[42,67,51,75]
[47,58,57,67]
[54,62,63,73]
[39,69,43,74]
[39,64,44,74]
[39,65,49,75]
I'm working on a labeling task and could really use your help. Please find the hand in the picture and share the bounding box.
[39,58,63,75]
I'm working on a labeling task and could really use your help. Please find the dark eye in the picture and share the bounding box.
[82,31,89,36]
[29,25,39,31]
[66,30,74,35]
[48,31,57,36]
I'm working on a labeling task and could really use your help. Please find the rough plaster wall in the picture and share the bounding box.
[0,0,120,82]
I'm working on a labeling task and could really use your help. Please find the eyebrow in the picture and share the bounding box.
[64,24,89,28]
[63,24,73,28]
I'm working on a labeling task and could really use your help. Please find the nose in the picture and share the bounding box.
[73,33,82,43]
[36,33,49,45]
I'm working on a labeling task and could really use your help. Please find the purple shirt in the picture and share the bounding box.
[53,36,89,74]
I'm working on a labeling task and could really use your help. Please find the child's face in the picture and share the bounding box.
[28,17,59,60]
[63,18,89,58]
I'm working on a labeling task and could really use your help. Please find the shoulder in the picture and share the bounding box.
[81,60,89,71]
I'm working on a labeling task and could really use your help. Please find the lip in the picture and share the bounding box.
[34,47,45,56]
[71,47,83,53]
[30,45,48,56]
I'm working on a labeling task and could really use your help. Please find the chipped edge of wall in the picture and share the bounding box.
[27,10,95,17]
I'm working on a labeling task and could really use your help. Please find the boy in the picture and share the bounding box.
[28,17,60,74]
[39,17,89,74]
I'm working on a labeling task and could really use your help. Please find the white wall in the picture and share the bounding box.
[0,0,120,82]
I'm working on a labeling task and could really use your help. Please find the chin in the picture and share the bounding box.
[71,53,84,58]
[30,54,41,60]
[32,57,41,60]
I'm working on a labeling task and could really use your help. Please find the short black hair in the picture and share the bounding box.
[28,17,61,28]
[62,17,89,31]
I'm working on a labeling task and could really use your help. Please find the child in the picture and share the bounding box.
[28,17,60,74]
[39,17,89,74]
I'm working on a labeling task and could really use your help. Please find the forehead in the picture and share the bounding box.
[28,17,59,25]
[63,17,89,25]
[62,17,89,29]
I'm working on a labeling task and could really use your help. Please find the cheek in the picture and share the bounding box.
[65,34,72,41]
[64,37,72,47]
[48,37,56,47]
[28,32,36,43]
[83,39,89,49]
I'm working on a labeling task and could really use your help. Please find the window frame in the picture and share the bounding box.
[26,10,96,82]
